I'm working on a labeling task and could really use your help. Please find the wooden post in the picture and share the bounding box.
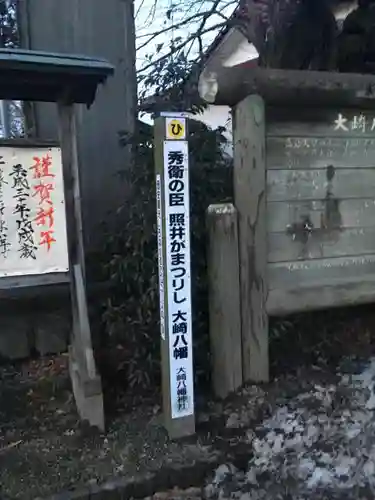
[154,114,195,439]
[233,95,269,383]
[57,103,86,279]
[58,102,104,430]
[206,203,242,398]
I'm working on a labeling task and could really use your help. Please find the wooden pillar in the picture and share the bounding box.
[58,102,104,430]
[206,203,242,398]
[233,95,269,383]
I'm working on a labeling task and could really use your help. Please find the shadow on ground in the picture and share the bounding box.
[2,304,375,498]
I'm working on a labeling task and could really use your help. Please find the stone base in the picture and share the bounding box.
[0,316,30,360]
[0,309,70,361]
[35,311,70,356]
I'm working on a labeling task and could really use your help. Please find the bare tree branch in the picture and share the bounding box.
[136,8,229,49]
[189,0,223,58]
[143,0,160,27]
[135,0,148,19]
[136,2,231,43]
[136,0,237,73]
[137,19,228,75]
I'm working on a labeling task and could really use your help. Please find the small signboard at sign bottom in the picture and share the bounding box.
[162,139,194,419]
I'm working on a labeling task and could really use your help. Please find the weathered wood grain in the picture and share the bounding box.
[58,103,85,278]
[0,272,69,290]
[234,94,268,383]
[268,227,375,263]
[267,278,375,316]
[268,199,375,233]
[0,138,59,148]
[268,254,375,290]
[19,0,137,250]
[267,108,375,138]
[58,102,104,431]
[267,136,375,170]
[207,203,242,399]
[198,66,375,108]
[267,168,375,202]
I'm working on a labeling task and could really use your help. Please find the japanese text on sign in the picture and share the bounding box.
[163,139,194,419]
[333,113,375,133]
[0,147,69,278]
[156,174,165,340]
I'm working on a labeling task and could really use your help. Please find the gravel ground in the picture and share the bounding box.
[144,358,375,499]
[3,354,375,499]
[0,354,265,499]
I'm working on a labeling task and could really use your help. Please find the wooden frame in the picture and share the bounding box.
[233,95,268,383]
[201,68,375,384]
[0,48,114,429]
[58,101,104,429]
[0,272,69,290]
[0,139,69,290]
[199,66,375,108]
[0,138,59,148]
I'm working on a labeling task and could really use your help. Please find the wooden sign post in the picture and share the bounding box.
[154,112,195,439]
[0,48,113,430]
[198,66,375,384]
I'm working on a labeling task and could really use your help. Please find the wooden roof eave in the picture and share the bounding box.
[0,48,114,106]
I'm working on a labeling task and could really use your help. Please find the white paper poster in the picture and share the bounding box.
[0,146,69,278]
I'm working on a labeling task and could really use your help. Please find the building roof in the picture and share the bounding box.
[139,19,252,113]
[0,48,114,105]
[201,0,355,72]
[201,21,235,66]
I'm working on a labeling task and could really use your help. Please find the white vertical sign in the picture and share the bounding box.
[162,138,194,419]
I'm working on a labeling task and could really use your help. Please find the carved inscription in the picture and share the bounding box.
[268,125,375,276]
[265,108,375,305]
[333,113,375,133]
[268,254,375,291]
[267,136,375,170]
[268,199,375,233]
[284,137,375,167]
[267,108,375,138]
[284,255,375,272]
[285,136,375,153]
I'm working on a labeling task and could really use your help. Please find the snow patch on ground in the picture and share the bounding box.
[206,358,375,498]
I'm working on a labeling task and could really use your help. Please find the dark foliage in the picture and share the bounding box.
[99,0,375,402]
[337,0,375,73]
[237,0,337,70]
[270,304,375,377]
[101,115,232,393]
[139,49,207,115]
[0,0,18,48]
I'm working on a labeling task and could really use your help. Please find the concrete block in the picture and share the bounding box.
[35,310,70,356]
[0,315,30,359]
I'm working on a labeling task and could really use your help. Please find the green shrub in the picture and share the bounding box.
[101,118,233,391]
